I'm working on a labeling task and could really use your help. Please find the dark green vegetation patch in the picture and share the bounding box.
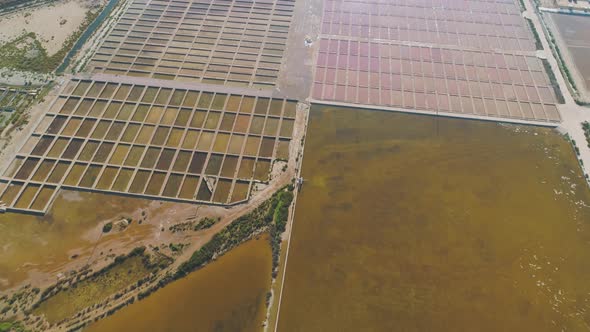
[583,122,590,148]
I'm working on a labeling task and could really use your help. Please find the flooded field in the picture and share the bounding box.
[550,13,590,92]
[85,236,272,332]
[278,106,590,331]
[0,190,153,291]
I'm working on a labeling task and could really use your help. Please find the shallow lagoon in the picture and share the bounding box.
[278,106,590,331]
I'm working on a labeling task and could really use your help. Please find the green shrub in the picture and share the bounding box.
[193,217,218,231]
[102,222,113,233]
[0,321,27,332]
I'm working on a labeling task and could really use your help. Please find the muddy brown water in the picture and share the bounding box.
[161,108,177,125]
[250,116,265,135]
[188,152,207,174]
[278,106,590,331]
[264,118,279,136]
[162,174,183,197]
[551,13,590,92]
[245,136,261,156]
[254,159,271,181]
[213,179,232,203]
[196,180,212,201]
[231,181,249,202]
[179,175,199,199]
[205,111,222,129]
[228,134,245,154]
[131,105,149,122]
[220,113,236,131]
[213,133,231,153]
[14,184,40,209]
[145,172,166,195]
[182,130,199,149]
[197,132,214,150]
[167,128,184,147]
[84,236,272,332]
[221,155,239,177]
[260,138,275,158]
[205,154,223,175]
[276,139,290,160]
[238,157,255,179]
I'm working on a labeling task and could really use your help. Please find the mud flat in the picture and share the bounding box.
[0,189,153,291]
[277,105,590,331]
[85,235,272,332]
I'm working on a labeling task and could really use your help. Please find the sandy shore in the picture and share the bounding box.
[0,0,99,55]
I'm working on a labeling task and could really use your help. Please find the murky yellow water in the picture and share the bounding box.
[278,106,590,331]
[85,236,272,332]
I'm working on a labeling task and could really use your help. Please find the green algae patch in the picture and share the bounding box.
[0,321,28,332]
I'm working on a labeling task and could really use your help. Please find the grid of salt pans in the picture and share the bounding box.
[89,0,294,88]
[312,0,561,122]
[0,79,296,214]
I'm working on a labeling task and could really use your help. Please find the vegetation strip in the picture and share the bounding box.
[525,17,544,50]
[583,122,590,148]
[547,29,578,93]
[193,217,219,231]
[541,59,565,104]
[30,247,170,326]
